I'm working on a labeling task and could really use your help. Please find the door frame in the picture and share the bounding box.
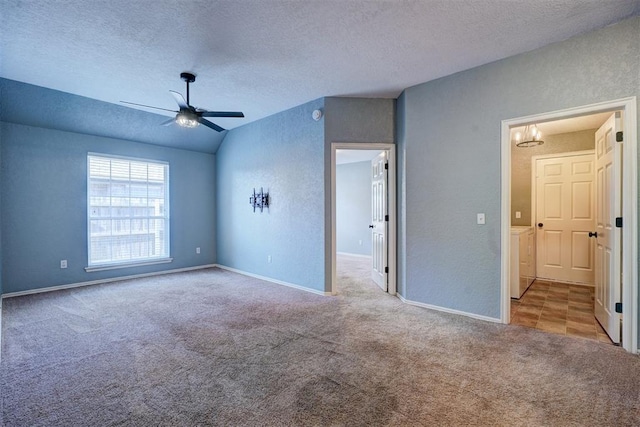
[331,142,397,295]
[500,97,638,354]
[531,150,596,285]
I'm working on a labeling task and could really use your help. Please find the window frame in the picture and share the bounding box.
[85,153,172,272]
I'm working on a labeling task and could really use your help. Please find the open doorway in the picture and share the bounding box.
[331,143,397,296]
[501,98,638,354]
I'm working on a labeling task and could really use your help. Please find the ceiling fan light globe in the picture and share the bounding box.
[176,112,199,128]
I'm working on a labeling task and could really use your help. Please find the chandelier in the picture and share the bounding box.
[513,124,544,147]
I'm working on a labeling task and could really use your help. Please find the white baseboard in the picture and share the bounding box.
[1,264,218,299]
[337,252,371,259]
[215,264,332,296]
[535,278,595,288]
[397,294,502,324]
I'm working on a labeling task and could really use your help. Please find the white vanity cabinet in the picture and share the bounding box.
[510,226,536,299]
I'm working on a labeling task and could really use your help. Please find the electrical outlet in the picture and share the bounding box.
[60,260,67,269]
[515,211,521,219]
[359,239,363,246]
[268,255,272,263]
[196,247,200,254]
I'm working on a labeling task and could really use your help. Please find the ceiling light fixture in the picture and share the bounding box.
[513,124,544,147]
[176,111,199,128]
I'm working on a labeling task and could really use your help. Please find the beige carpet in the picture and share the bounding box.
[1,254,639,426]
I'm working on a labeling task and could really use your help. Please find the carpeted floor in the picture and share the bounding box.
[1,255,639,426]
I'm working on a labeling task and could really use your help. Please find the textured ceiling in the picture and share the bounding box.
[1,0,639,150]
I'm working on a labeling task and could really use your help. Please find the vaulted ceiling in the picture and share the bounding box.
[1,0,638,153]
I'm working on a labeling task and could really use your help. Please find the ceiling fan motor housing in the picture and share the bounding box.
[180,72,196,83]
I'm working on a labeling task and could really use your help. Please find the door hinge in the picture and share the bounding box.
[615,302,623,313]
[384,266,388,273]
[616,131,623,142]
[384,162,388,170]
[616,217,623,228]
[385,214,389,221]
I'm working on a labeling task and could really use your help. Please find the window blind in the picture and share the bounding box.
[87,154,170,267]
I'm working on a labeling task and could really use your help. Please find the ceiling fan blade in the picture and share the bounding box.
[169,90,189,109]
[160,117,175,126]
[199,111,245,118]
[198,118,225,132]
[120,100,177,113]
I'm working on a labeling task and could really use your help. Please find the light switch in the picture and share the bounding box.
[515,211,521,219]
[477,213,485,225]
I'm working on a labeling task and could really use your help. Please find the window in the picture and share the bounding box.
[87,154,170,270]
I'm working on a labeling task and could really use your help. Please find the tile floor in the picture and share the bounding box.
[511,280,613,344]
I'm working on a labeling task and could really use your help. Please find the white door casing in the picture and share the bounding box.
[594,113,622,343]
[330,142,397,297]
[501,97,637,354]
[371,151,388,291]
[535,152,595,285]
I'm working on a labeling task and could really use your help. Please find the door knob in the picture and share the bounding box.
[368,225,374,229]
[537,223,543,228]
[589,231,598,238]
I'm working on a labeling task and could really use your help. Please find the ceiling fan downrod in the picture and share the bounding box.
[180,72,196,106]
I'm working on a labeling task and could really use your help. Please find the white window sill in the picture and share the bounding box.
[85,258,173,272]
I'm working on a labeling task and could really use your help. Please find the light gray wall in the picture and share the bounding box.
[397,17,639,320]
[216,97,395,293]
[396,92,407,297]
[215,99,326,292]
[512,129,596,226]
[324,97,396,290]
[324,97,396,144]
[337,161,371,256]
[0,122,216,293]
[0,124,3,296]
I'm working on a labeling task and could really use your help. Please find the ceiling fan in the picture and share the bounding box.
[121,72,244,132]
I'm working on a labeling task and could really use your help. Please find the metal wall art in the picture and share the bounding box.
[250,187,269,212]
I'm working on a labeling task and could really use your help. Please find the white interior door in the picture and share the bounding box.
[594,113,622,343]
[535,153,595,284]
[371,151,387,291]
